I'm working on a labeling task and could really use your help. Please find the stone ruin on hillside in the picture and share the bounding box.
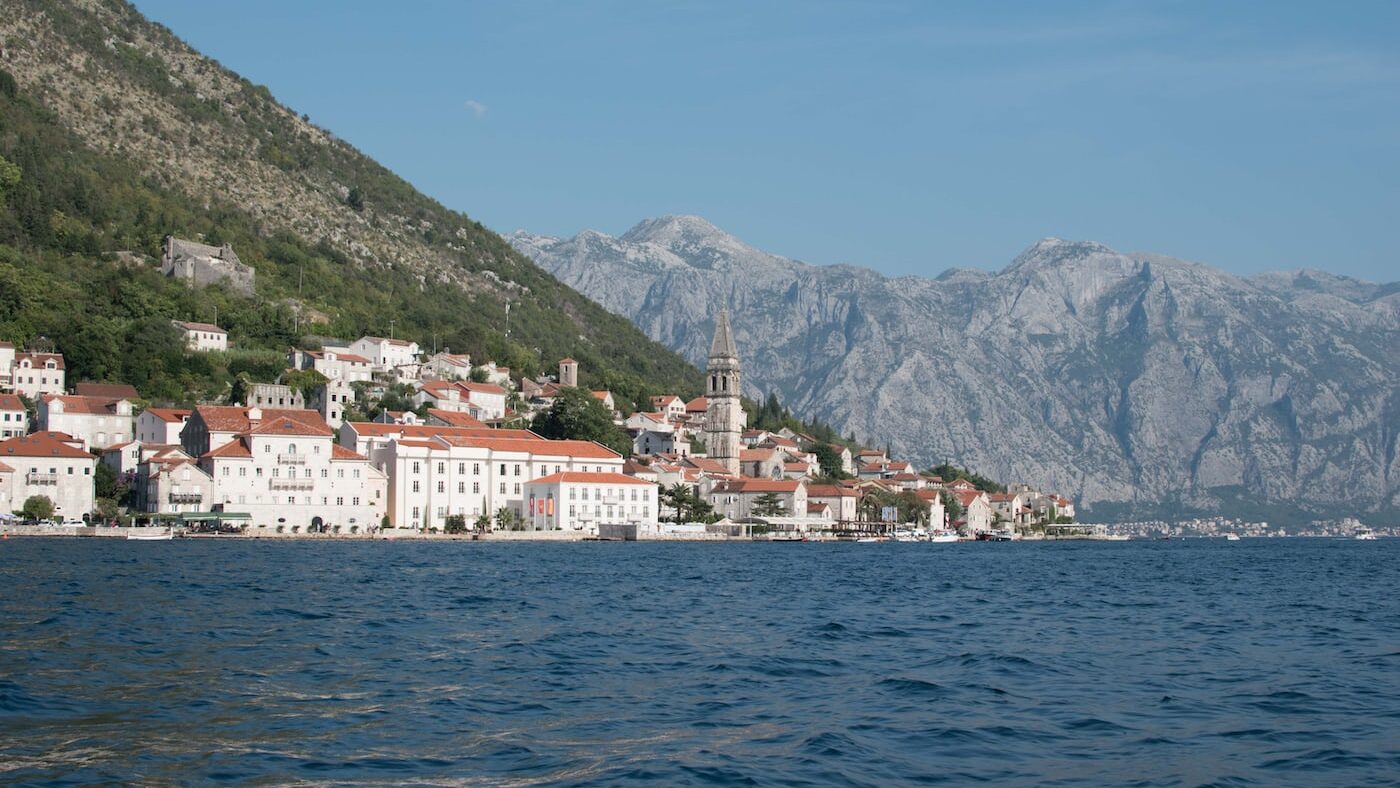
[160,236,256,296]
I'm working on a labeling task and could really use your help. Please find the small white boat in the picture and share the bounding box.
[127,529,174,541]
[855,537,883,543]
[929,531,959,543]
[1355,527,1377,540]
[1225,534,1241,541]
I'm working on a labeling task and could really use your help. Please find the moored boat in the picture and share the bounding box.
[127,529,174,541]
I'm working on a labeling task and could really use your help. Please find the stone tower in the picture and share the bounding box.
[705,310,743,476]
[559,357,578,387]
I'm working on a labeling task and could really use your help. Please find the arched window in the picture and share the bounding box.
[288,443,297,454]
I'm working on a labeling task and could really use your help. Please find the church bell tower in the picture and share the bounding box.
[705,310,743,476]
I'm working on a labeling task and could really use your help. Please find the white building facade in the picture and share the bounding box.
[0,432,96,520]
[521,472,657,534]
[37,395,134,451]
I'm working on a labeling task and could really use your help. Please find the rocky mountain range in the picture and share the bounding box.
[511,216,1400,524]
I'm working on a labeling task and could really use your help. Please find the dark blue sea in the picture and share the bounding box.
[1,539,1397,785]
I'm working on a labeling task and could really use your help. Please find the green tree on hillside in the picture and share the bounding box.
[531,386,631,456]
[811,443,851,480]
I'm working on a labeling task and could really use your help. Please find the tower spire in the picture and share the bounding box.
[709,309,738,359]
[704,308,743,476]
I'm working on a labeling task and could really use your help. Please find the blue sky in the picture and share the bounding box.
[132,1,1398,281]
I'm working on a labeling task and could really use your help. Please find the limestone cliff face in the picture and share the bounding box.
[512,217,1400,524]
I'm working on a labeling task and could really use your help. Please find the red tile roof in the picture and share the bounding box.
[202,438,252,459]
[527,471,652,486]
[437,434,621,459]
[344,422,531,440]
[0,393,24,411]
[194,406,329,435]
[16,352,64,370]
[41,394,126,414]
[807,484,859,498]
[173,320,224,333]
[0,431,93,459]
[426,408,486,428]
[73,382,139,400]
[331,444,368,460]
[713,479,802,494]
[143,407,192,423]
[685,396,708,412]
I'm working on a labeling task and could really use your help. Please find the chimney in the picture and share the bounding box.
[247,407,262,423]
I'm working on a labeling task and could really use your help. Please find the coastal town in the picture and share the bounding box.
[0,240,1112,542]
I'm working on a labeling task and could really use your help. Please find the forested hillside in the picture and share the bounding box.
[0,0,701,408]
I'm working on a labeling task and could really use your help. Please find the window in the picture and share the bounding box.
[412,481,420,493]
[412,462,420,474]
[272,467,280,478]
[288,496,295,504]
[514,484,520,494]
[338,469,344,478]
[498,482,505,494]
[458,463,465,474]
[222,467,229,477]
[437,462,445,474]
[499,464,506,476]
[457,482,465,494]
[256,467,263,477]
[239,467,247,477]
[321,469,328,478]
[265,445,271,453]
[582,488,589,501]
[569,487,576,500]
[67,467,73,475]
[314,445,320,454]
[513,464,521,476]
[473,463,480,475]
[437,481,445,493]
[472,482,480,494]
[412,506,420,520]
[336,497,344,506]
[353,469,360,479]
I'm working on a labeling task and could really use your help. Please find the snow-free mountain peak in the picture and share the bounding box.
[510,215,1399,526]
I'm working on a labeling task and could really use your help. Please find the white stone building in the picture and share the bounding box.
[135,408,192,445]
[172,320,228,352]
[521,471,657,534]
[423,351,473,381]
[806,484,860,522]
[196,409,386,532]
[0,393,27,438]
[708,479,807,520]
[350,336,420,379]
[139,450,216,515]
[36,394,134,451]
[339,422,624,531]
[0,431,95,520]
[9,352,66,399]
[289,348,374,383]
[0,341,14,390]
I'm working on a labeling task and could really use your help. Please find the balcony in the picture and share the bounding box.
[169,492,203,504]
[269,477,315,491]
[277,453,307,465]
[25,472,58,485]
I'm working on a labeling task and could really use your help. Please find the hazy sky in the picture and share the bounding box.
[132,1,1399,281]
